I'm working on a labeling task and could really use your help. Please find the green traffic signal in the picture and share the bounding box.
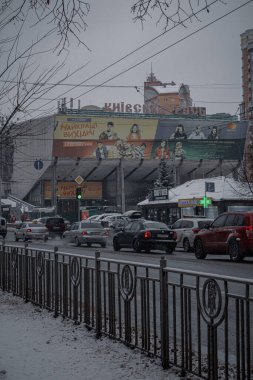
[76,187,82,200]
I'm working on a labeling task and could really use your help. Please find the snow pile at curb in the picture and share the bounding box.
[0,291,190,380]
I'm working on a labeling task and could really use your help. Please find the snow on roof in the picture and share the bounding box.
[149,85,180,94]
[1,198,16,207]
[138,176,253,206]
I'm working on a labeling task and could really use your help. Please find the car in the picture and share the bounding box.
[171,217,213,252]
[113,220,177,253]
[37,216,66,236]
[123,210,143,219]
[14,222,49,242]
[86,215,100,222]
[102,214,129,229]
[0,217,7,238]
[62,221,108,247]
[96,213,122,222]
[193,211,253,262]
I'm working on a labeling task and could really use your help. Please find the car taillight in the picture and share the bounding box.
[144,230,152,239]
[172,231,177,240]
[244,226,253,238]
[26,229,32,233]
[192,228,200,234]
[81,230,88,236]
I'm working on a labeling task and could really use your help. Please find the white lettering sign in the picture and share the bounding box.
[104,102,145,114]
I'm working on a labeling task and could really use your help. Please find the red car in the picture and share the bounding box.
[193,211,253,262]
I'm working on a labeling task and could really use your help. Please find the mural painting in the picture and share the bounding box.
[53,115,248,161]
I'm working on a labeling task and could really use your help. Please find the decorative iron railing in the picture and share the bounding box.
[0,242,252,380]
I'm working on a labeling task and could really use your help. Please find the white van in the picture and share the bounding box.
[0,217,7,238]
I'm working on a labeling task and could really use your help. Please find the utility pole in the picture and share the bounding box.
[52,157,58,215]
[120,159,125,213]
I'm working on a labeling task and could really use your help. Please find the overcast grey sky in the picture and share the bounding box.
[2,0,253,120]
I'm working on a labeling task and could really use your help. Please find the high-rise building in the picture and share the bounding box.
[240,29,253,120]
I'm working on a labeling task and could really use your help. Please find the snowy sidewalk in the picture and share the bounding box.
[0,291,189,380]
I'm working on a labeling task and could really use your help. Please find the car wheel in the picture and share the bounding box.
[75,237,81,247]
[194,239,207,259]
[145,248,150,253]
[15,235,19,242]
[228,240,244,262]
[166,246,174,254]
[133,239,142,253]
[22,235,27,242]
[183,238,191,252]
[87,242,91,247]
[101,243,106,248]
[113,238,120,251]
[44,236,48,242]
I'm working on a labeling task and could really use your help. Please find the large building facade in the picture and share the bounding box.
[7,109,249,221]
[240,29,253,120]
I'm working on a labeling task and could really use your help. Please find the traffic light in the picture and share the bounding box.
[76,187,82,200]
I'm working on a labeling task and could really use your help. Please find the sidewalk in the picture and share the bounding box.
[0,291,188,380]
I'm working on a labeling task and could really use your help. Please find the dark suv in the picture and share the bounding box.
[193,211,253,261]
[40,217,66,237]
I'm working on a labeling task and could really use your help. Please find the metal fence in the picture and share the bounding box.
[0,242,252,380]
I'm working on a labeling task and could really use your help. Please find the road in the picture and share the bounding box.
[3,229,253,280]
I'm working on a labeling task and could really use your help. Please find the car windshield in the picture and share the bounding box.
[198,220,213,228]
[81,222,103,229]
[143,222,169,229]
[27,223,45,227]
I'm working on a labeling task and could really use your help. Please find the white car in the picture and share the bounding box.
[101,214,127,228]
[15,222,49,242]
[171,217,213,252]
[62,221,108,247]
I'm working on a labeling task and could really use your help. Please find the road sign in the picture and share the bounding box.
[205,182,215,192]
[75,175,84,185]
[34,159,43,170]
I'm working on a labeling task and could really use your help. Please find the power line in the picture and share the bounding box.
[30,0,252,122]
[4,0,251,128]
[17,0,220,121]
[0,78,242,90]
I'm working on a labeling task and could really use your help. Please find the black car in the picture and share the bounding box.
[38,216,66,236]
[0,217,7,238]
[113,220,177,253]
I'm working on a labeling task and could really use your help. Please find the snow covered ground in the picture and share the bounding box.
[0,290,193,380]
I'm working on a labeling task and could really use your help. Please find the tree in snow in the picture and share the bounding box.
[154,159,174,188]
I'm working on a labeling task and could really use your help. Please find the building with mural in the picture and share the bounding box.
[6,107,249,221]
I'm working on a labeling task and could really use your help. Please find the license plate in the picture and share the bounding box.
[157,234,168,238]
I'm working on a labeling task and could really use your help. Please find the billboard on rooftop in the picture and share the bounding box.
[52,114,248,161]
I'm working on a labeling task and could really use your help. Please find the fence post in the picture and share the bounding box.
[54,246,59,318]
[1,241,6,291]
[95,250,102,338]
[160,256,169,369]
[24,243,29,302]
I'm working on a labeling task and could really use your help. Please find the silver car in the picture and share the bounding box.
[62,221,108,247]
[171,217,213,252]
[15,222,49,242]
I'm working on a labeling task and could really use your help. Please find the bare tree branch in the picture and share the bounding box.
[0,0,90,53]
[131,0,226,29]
